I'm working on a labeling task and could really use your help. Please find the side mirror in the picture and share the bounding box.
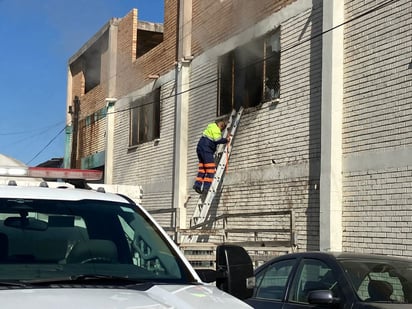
[308,290,339,305]
[196,268,217,283]
[215,244,254,299]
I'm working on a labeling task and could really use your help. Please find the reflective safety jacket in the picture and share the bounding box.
[203,122,224,141]
[197,122,227,154]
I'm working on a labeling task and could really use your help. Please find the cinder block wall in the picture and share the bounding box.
[187,0,323,250]
[112,75,177,227]
[342,0,412,255]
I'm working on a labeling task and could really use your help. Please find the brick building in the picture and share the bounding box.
[65,0,412,257]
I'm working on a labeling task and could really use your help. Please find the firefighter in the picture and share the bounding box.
[193,118,230,194]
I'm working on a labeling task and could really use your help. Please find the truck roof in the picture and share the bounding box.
[0,184,130,203]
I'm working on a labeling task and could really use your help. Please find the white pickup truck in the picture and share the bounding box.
[0,166,254,308]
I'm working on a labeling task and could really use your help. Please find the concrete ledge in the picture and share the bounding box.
[344,147,412,172]
[224,160,320,185]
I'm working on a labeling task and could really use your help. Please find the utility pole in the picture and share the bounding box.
[70,96,80,169]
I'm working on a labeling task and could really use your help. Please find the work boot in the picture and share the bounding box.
[192,185,202,194]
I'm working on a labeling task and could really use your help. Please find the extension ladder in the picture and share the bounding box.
[184,107,243,242]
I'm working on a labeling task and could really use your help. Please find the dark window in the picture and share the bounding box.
[136,30,163,58]
[82,32,108,93]
[83,51,101,93]
[218,29,280,115]
[254,258,295,301]
[288,258,340,303]
[341,258,411,302]
[129,88,161,146]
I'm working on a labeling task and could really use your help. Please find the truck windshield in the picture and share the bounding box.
[0,198,193,283]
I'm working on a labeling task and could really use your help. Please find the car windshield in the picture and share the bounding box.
[340,257,412,303]
[0,197,193,284]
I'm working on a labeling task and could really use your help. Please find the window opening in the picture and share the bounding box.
[129,88,161,146]
[82,32,108,93]
[218,28,280,115]
[83,50,101,93]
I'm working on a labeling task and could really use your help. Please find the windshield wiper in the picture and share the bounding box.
[23,274,146,285]
[0,281,31,288]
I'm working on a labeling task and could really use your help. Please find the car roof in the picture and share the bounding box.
[256,251,412,272]
[0,184,131,203]
[267,250,411,259]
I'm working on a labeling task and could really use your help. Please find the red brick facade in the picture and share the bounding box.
[116,2,178,97]
[68,1,178,167]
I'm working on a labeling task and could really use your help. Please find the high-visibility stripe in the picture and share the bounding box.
[195,177,204,182]
[205,168,215,173]
[203,177,213,183]
[204,163,216,168]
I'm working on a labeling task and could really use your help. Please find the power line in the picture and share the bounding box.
[105,0,400,116]
[1,120,66,150]
[23,0,401,164]
[25,126,67,165]
[0,120,65,136]
[111,77,219,116]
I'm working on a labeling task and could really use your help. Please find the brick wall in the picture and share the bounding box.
[115,2,178,98]
[343,0,411,154]
[191,0,297,55]
[343,167,412,256]
[185,1,322,251]
[69,1,178,167]
[112,75,177,219]
[69,40,110,165]
[342,0,412,255]
[68,0,412,256]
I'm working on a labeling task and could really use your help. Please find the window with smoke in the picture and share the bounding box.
[218,28,280,115]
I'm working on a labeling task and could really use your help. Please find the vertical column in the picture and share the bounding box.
[105,22,118,184]
[107,21,118,98]
[64,69,73,168]
[320,0,344,251]
[173,0,192,232]
[105,100,116,184]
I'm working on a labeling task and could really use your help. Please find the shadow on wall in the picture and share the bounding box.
[305,0,323,251]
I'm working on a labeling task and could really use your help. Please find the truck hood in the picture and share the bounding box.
[0,284,252,309]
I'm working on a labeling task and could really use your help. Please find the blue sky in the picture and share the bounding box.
[0,0,164,166]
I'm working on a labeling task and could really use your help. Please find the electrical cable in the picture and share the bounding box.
[104,0,401,115]
[25,125,67,165]
[0,120,64,136]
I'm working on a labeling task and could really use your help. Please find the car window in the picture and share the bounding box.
[341,258,412,303]
[254,258,296,300]
[358,272,402,302]
[288,258,339,303]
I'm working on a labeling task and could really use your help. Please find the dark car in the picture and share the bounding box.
[245,251,412,308]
